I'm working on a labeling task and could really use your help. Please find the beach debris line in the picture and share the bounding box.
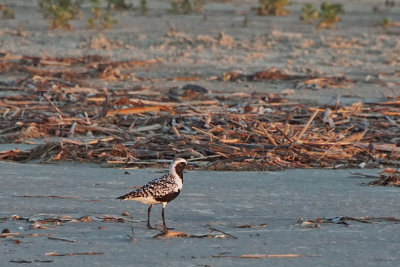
[0,53,399,170]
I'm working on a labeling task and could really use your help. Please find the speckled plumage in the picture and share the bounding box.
[117,173,181,204]
[117,158,187,229]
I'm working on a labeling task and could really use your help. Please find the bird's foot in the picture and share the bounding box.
[154,224,173,232]
[147,224,157,230]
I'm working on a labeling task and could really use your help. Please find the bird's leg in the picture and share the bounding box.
[161,206,173,230]
[147,205,156,230]
[162,207,166,228]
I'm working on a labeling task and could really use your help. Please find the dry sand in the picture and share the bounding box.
[0,0,399,105]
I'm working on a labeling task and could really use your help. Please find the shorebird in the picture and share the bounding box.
[117,158,187,229]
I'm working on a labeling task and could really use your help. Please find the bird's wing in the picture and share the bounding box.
[117,174,177,200]
[145,174,179,197]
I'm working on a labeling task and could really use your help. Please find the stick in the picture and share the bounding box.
[296,110,319,142]
[127,226,136,242]
[43,94,63,118]
[13,195,77,199]
[192,126,216,140]
[260,126,278,146]
[349,172,379,178]
[205,225,237,239]
[275,126,293,144]
[48,237,77,243]
[45,252,104,256]
[76,124,124,135]
[212,254,320,258]
[68,122,77,138]
[171,125,180,137]
[0,232,23,238]
[128,124,162,133]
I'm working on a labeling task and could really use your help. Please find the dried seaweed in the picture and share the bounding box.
[297,216,400,227]
[152,224,235,239]
[369,168,400,186]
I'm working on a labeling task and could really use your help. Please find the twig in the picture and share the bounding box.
[212,254,320,258]
[43,94,63,118]
[274,126,293,144]
[259,125,278,146]
[13,195,77,199]
[192,126,216,140]
[187,154,223,161]
[205,225,237,239]
[45,252,104,256]
[296,110,319,142]
[99,88,110,118]
[68,122,77,138]
[232,223,267,229]
[48,237,77,243]
[349,172,379,179]
[0,232,23,238]
[126,226,136,242]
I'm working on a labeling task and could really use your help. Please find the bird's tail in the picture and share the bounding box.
[117,191,139,201]
[116,195,125,201]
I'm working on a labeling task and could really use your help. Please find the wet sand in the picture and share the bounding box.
[1,161,399,266]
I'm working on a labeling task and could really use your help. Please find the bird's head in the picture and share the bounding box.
[169,158,187,179]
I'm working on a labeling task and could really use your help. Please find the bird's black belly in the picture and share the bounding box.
[155,190,180,203]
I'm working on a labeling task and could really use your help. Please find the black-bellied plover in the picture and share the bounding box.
[117,158,187,229]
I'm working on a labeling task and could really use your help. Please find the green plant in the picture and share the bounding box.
[88,0,118,29]
[88,0,101,28]
[39,0,83,29]
[381,17,392,29]
[139,0,148,15]
[1,7,15,19]
[169,0,204,14]
[258,0,290,16]
[301,3,318,23]
[242,15,248,27]
[102,12,118,28]
[317,2,343,29]
[373,1,395,29]
[169,0,192,14]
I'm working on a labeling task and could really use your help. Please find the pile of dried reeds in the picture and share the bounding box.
[0,53,399,170]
